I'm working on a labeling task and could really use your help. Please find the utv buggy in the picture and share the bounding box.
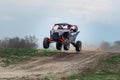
[43,23,82,52]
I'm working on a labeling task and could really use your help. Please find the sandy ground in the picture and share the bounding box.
[0,50,118,79]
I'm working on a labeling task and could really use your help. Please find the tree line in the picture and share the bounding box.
[100,41,120,51]
[0,35,38,49]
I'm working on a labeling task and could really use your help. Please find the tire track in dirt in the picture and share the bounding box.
[0,51,116,79]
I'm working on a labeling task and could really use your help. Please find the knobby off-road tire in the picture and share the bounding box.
[76,41,82,52]
[64,40,70,50]
[56,42,62,50]
[43,37,49,49]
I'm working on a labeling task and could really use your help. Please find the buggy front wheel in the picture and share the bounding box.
[63,40,70,50]
[56,42,62,50]
[43,37,49,49]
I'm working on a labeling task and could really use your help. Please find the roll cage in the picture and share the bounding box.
[52,23,78,32]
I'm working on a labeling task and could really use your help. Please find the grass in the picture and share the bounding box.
[0,48,58,67]
[102,55,120,63]
[66,74,120,80]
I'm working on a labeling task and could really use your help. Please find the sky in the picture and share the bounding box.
[0,0,120,46]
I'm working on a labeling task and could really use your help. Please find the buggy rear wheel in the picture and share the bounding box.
[43,37,49,49]
[56,42,62,50]
[76,41,82,52]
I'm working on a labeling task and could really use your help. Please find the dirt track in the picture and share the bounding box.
[0,51,117,79]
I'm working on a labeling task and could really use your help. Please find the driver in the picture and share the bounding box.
[58,25,63,29]
[70,26,78,33]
